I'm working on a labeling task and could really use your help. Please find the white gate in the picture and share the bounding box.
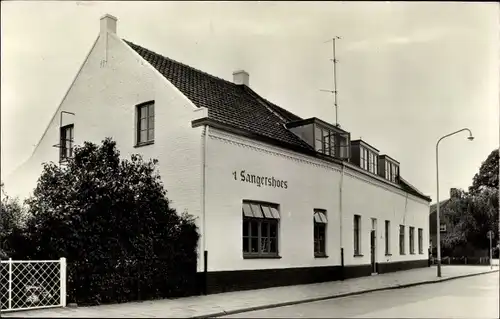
[1,258,66,312]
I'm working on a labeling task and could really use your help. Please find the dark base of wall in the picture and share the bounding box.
[199,259,428,295]
[377,259,429,274]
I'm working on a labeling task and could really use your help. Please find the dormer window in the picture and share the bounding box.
[286,118,350,160]
[360,147,378,174]
[379,155,399,183]
[315,126,336,156]
[350,140,379,174]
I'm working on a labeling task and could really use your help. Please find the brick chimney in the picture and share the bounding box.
[233,70,249,86]
[100,14,117,35]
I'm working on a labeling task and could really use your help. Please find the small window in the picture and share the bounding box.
[385,220,390,255]
[242,201,280,258]
[137,101,155,145]
[409,227,415,254]
[314,209,328,257]
[440,224,447,232]
[418,228,423,254]
[315,126,323,152]
[354,215,361,255]
[60,124,74,162]
[399,225,405,255]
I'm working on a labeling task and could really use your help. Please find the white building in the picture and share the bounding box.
[5,15,431,294]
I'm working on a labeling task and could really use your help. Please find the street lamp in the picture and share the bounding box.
[435,128,474,277]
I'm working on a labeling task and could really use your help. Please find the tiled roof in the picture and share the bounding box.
[124,39,430,202]
[430,199,450,214]
[124,40,312,151]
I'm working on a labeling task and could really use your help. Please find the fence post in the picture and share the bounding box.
[60,257,67,307]
[8,258,12,310]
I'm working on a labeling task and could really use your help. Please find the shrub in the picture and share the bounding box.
[17,138,199,305]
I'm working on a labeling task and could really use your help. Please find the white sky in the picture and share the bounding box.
[1,1,499,202]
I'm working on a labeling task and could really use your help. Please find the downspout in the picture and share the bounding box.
[340,162,345,280]
[201,125,209,295]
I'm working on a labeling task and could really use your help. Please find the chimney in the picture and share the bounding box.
[233,70,249,86]
[100,14,117,35]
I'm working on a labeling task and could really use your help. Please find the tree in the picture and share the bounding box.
[441,148,499,257]
[469,148,499,194]
[20,138,200,305]
[0,182,28,259]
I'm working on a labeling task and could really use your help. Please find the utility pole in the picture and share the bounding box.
[320,36,342,127]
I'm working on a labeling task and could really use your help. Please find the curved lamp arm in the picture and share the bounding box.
[436,128,474,149]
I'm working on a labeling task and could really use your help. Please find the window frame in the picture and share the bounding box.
[418,228,423,254]
[313,209,328,257]
[385,220,391,255]
[242,201,280,259]
[354,215,362,256]
[360,147,366,169]
[409,226,415,254]
[399,225,405,255]
[60,124,74,162]
[136,101,155,146]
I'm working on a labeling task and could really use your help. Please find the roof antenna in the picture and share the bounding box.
[320,36,342,128]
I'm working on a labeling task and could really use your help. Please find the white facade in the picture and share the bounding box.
[205,128,429,272]
[4,18,207,272]
[5,15,430,280]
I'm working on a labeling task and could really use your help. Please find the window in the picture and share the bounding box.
[60,124,74,162]
[314,210,328,257]
[361,147,379,174]
[242,201,280,258]
[315,125,346,157]
[418,228,423,254]
[368,152,374,173]
[360,147,367,169]
[399,225,405,255]
[440,224,447,232]
[137,102,155,145]
[315,126,334,156]
[391,164,399,182]
[409,227,415,254]
[354,215,361,255]
[385,220,390,255]
[384,160,399,182]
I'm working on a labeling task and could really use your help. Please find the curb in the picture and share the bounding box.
[194,269,499,318]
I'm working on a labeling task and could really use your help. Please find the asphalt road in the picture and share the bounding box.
[222,272,499,318]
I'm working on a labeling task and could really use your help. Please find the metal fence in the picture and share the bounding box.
[1,258,66,313]
[430,256,494,265]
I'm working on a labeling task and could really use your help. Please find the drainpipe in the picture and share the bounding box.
[340,162,345,280]
[202,125,209,295]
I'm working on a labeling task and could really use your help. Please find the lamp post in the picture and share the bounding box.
[435,128,474,277]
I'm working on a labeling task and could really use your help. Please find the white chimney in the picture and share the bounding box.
[100,14,117,35]
[233,70,249,86]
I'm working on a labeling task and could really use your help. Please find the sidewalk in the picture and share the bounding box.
[4,265,498,318]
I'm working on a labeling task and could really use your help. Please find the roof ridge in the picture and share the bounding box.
[123,39,238,87]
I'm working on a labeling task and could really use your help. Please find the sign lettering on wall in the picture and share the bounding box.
[232,170,288,189]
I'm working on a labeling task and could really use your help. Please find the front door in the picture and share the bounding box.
[371,218,377,274]
[371,230,377,273]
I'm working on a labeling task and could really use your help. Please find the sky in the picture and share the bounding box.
[1,1,498,202]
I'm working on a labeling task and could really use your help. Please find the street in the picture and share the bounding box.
[222,272,499,318]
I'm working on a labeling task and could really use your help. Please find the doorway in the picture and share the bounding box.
[371,218,377,274]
